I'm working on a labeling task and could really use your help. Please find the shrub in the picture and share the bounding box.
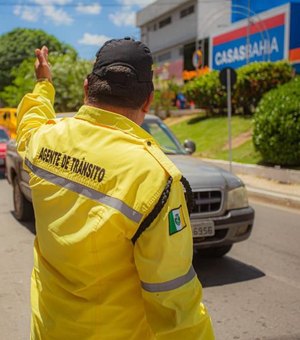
[253,76,300,166]
[183,61,294,116]
[235,61,294,115]
[183,71,227,115]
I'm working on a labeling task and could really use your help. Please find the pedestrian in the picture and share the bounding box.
[176,92,186,109]
[16,38,214,339]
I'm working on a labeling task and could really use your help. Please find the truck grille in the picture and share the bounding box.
[191,190,222,214]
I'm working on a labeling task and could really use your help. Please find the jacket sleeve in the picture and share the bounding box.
[16,80,55,160]
[133,179,215,340]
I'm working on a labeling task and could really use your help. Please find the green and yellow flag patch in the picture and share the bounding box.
[169,206,186,235]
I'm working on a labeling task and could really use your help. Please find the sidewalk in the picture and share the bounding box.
[238,174,300,209]
[201,159,300,210]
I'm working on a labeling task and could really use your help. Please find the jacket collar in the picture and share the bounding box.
[75,105,152,140]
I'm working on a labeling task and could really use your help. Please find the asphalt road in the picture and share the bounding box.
[197,202,300,340]
[0,178,299,340]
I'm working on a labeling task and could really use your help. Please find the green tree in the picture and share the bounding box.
[0,58,35,107]
[0,28,76,92]
[51,54,92,112]
[0,54,92,112]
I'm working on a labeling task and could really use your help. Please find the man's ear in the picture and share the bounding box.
[142,91,154,113]
[83,78,88,104]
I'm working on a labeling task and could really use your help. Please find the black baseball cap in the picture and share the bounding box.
[92,37,153,84]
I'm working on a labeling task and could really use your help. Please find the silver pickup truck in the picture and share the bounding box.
[6,114,254,257]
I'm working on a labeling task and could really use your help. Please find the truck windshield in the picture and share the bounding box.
[0,129,9,143]
[142,119,187,155]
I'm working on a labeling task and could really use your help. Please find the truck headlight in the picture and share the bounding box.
[227,186,249,210]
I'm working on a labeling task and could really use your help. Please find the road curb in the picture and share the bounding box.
[200,158,300,209]
[201,158,300,185]
[247,186,300,209]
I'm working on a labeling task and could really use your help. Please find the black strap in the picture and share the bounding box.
[180,176,194,215]
[132,176,173,244]
[131,176,194,244]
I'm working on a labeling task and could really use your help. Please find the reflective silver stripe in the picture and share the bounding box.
[25,158,143,223]
[141,266,196,292]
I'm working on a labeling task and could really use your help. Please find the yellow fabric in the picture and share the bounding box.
[17,80,214,340]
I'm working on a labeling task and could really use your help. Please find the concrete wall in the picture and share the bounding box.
[137,0,231,57]
[197,1,231,40]
[138,0,197,54]
[136,0,189,27]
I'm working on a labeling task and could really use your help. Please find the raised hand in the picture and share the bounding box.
[34,46,52,82]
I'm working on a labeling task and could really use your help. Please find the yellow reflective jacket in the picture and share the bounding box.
[17,81,214,340]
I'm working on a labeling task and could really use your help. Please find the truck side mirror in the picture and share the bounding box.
[183,139,196,154]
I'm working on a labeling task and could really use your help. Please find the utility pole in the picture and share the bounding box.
[246,0,251,64]
[196,0,200,52]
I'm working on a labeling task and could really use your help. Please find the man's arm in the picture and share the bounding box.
[17,46,56,159]
[133,179,215,340]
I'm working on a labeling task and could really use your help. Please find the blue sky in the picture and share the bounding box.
[0,0,155,60]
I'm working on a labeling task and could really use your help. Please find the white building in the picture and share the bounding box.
[136,0,231,82]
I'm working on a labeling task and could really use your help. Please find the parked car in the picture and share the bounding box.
[6,114,254,257]
[0,126,10,176]
[0,108,17,139]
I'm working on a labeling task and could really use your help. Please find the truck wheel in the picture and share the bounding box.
[13,176,34,221]
[196,245,233,258]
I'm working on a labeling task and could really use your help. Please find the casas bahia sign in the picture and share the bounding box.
[214,36,281,67]
[210,5,290,71]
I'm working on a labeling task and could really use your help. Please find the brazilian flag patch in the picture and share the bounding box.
[169,206,186,235]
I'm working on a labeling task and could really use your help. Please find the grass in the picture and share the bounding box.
[166,113,263,164]
[215,139,262,164]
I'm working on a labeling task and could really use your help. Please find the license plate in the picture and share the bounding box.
[0,158,4,165]
[192,220,215,237]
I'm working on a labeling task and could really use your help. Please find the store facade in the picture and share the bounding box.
[136,0,300,82]
[211,3,300,72]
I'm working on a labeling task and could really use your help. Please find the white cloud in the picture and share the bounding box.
[78,33,111,46]
[76,3,102,15]
[13,5,40,22]
[108,0,155,27]
[34,0,72,5]
[42,5,73,25]
[109,9,136,27]
[14,0,73,25]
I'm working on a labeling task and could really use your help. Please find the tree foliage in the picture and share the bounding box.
[0,58,35,107]
[0,54,92,112]
[51,55,92,112]
[0,28,77,92]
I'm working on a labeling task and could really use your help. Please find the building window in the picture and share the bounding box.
[159,16,171,29]
[147,23,157,32]
[157,51,171,62]
[180,5,194,18]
